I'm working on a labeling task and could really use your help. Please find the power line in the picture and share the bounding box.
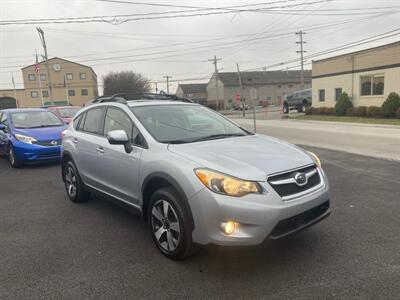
[0,0,334,25]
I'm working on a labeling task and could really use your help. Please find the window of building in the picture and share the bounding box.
[319,89,325,102]
[266,96,272,100]
[40,74,46,81]
[277,85,282,88]
[277,96,282,100]
[288,84,293,88]
[335,88,342,101]
[28,74,36,81]
[68,89,75,96]
[361,74,384,96]
[79,73,86,80]
[66,73,73,80]
[42,90,49,97]
[81,89,88,96]
[31,91,38,98]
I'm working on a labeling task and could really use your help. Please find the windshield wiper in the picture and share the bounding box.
[27,124,62,128]
[189,133,247,143]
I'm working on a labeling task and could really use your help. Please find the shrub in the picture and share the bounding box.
[311,107,320,115]
[355,106,367,117]
[346,107,355,116]
[326,107,335,115]
[381,92,400,118]
[335,92,353,116]
[366,106,381,118]
[396,107,400,119]
[319,107,328,115]
[305,107,312,115]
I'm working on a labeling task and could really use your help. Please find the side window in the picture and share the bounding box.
[0,112,9,128]
[73,113,83,130]
[104,107,144,147]
[82,108,104,135]
[104,107,134,140]
[77,113,86,131]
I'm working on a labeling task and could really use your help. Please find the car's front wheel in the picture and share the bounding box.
[63,160,90,203]
[8,144,21,168]
[149,187,197,260]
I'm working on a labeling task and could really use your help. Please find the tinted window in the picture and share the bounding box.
[73,114,83,130]
[104,108,142,145]
[82,108,104,134]
[104,108,133,140]
[57,107,79,118]
[77,113,86,131]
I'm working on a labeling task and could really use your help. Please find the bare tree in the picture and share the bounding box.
[103,71,151,96]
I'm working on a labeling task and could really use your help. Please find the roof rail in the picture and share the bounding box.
[89,92,194,105]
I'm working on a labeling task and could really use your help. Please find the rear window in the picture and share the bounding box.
[56,107,80,118]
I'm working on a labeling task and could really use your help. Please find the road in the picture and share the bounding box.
[1,148,399,299]
[231,115,400,161]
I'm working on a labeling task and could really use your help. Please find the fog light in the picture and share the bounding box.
[221,221,236,235]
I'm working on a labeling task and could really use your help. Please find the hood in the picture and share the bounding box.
[168,135,314,181]
[14,125,67,141]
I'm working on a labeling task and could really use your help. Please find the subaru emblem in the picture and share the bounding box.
[294,172,307,186]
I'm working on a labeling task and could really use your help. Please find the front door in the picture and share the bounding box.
[97,107,143,206]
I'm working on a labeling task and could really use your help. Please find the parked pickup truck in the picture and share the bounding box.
[283,89,312,113]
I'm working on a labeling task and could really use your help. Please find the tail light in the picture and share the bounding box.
[61,130,67,139]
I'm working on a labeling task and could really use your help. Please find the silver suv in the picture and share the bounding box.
[62,94,330,260]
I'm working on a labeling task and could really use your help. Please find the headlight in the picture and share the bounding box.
[307,151,321,167]
[195,169,261,197]
[15,134,37,144]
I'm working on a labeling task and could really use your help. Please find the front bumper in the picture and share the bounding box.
[13,141,62,162]
[188,169,330,246]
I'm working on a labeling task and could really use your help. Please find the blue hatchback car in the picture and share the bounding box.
[0,108,68,167]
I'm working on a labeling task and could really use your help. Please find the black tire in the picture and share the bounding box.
[8,144,21,168]
[148,187,197,260]
[63,160,90,203]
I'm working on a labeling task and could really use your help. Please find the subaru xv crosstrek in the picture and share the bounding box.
[61,94,330,260]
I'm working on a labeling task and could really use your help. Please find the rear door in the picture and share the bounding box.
[74,106,107,188]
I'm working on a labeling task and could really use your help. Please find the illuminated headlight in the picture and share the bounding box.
[307,151,321,167]
[15,134,37,144]
[195,169,261,197]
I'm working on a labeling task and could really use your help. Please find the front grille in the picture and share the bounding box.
[33,139,61,146]
[270,201,330,239]
[267,165,322,199]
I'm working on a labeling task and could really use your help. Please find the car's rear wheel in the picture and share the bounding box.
[149,187,197,260]
[8,145,21,168]
[63,161,90,203]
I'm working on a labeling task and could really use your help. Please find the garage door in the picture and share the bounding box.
[0,97,17,110]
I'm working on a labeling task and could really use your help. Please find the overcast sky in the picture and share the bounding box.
[0,0,399,94]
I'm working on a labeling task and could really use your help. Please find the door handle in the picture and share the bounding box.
[72,138,78,144]
[96,146,104,154]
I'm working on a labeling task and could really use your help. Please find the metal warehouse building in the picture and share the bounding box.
[312,42,400,108]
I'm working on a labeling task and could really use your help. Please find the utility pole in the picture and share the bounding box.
[236,63,245,117]
[296,30,306,90]
[163,75,172,94]
[208,55,222,110]
[154,82,158,94]
[37,27,53,103]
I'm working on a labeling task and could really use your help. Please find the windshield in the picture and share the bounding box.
[56,107,80,118]
[10,111,64,129]
[131,104,249,143]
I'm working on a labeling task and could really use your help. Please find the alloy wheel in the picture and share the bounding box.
[65,166,77,198]
[151,199,181,252]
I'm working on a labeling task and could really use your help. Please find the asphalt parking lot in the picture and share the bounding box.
[1,147,399,299]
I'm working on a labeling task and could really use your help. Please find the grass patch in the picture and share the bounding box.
[290,115,400,126]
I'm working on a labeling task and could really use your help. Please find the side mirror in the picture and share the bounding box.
[106,130,132,153]
[0,124,5,131]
